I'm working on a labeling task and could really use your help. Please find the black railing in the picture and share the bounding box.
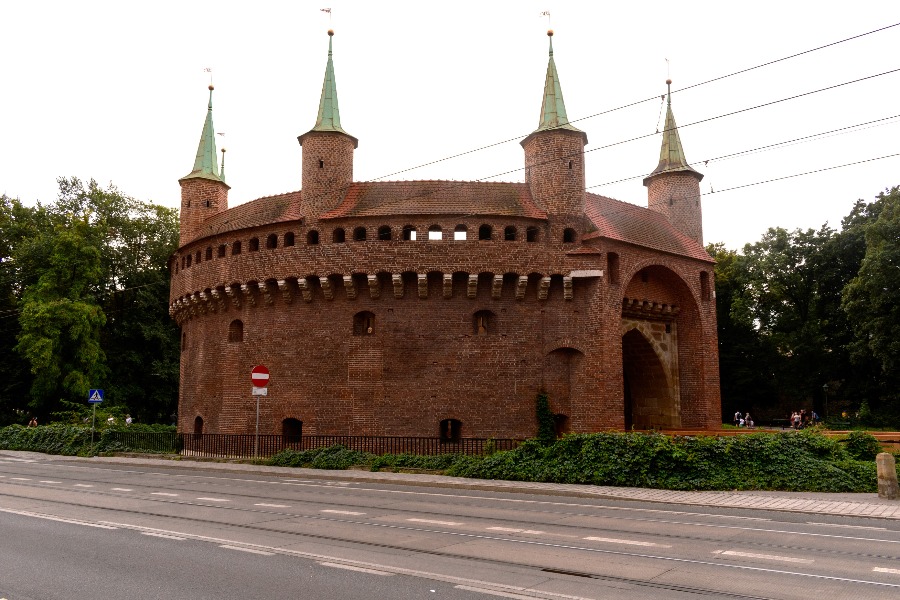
[103,432,520,460]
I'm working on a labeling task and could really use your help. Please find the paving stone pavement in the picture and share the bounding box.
[3,450,898,519]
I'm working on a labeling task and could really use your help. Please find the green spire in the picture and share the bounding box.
[180,85,224,183]
[647,80,702,181]
[532,31,583,136]
[312,30,349,135]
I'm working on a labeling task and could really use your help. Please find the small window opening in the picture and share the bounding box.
[205,247,212,260]
[669,197,675,206]
[526,226,538,242]
[428,225,442,241]
[504,226,517,241]
[218,244,226,258]
[353,226,367,241]
[440,419,462,443]
[333,228,345,243]
[308,230,320,245]
[563,228,576,243]
[206,200,211,208]
[186,255,192,268]
[568,161,573,170]
[378,225,392,241]
[266,234,278,249]
[232,241,242,255]
[665,323,672,334]
[195,251,201,264]
[454,224,467,241]
[608,252,620,284]
[282,418,303,444]
[228,319,243,343]
[554,414,570,437]
[478,224,492,240]
[473,310,494,336]
[402,225,417,241]
[249,238,260,252]
[284,232,295,247]
[193,416,203,435]
[319,159,324,169]
[186,200,191,208]
[353,311,375,335]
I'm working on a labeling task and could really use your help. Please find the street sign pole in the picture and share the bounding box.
[87,389,104,454]
[250,366,269,461]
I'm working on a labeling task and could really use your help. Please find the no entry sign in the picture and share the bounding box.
[250,365,269,387]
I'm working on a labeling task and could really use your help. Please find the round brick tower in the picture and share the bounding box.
[298,29,358,222]
[643,79,704,246]
[178,85,229,247]
[520,30,587,240]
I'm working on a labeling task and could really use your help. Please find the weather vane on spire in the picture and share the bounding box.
[321,7,331,22]
[540,10,551,28]
[204,67,212,86]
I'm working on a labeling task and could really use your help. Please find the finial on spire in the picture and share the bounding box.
[328,29,334,36]
[644,77,702,184]
[547,29,553,37]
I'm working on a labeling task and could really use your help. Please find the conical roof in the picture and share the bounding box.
[522,31,586,146]
[180,85,225,184]
[645,81,703,183]
[299,30,358,148]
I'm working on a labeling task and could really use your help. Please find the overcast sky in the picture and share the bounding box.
[2,1,898,249]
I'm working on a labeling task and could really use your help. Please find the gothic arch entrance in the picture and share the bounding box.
[622,328,678,429]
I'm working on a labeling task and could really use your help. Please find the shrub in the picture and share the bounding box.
[843,431,882,461]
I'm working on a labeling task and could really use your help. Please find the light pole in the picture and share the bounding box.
[822,383,829,421]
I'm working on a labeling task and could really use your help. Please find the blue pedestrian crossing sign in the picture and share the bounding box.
[88,389,104,403]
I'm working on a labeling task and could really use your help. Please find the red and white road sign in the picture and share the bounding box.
[250,365,269,387]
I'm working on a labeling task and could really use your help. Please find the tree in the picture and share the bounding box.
[843,186,900,413]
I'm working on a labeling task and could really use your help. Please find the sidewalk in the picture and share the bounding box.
[5,450,899,520]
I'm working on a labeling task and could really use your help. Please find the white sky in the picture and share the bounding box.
[2,1,898,249]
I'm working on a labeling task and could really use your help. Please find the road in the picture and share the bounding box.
[1,451,899,599]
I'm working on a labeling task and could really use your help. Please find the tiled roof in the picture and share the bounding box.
[585,193,713,263]
[198,191,302,238]
[321,181,547,219]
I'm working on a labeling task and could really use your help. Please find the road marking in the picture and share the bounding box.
[111,487,133,491]
[873,567,900,575]
[10,477,31,481]
[713,550,813,564]
[319,562,394,576]
[807,522,886,531]
[455,585,574,600]
[0,507,117,529]
[487,527,545,535]
[219,545,274,556]
[321,509,365,515]
[151,492,178,497]
[40,480,62,484]
[255,503,290,508]
[73,484,94,488]
[407,518,463,526]
[142,532,186,541]
[196,497,230,502]
[584,536,672,548]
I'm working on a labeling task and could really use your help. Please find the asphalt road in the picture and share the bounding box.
[2,452,899,600]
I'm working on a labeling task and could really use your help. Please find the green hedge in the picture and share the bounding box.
[0,424,177,456]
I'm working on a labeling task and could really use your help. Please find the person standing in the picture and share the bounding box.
[733,411,741,427]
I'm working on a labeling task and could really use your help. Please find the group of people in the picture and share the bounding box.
[732,411,755,429]
[790,409,819,429]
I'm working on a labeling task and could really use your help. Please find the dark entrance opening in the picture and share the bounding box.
[282,418,302,444]
[621,329,672,429]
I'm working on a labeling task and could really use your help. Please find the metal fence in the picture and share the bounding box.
[104,431,520,460]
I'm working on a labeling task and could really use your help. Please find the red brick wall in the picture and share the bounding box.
[300,132,355,220]
[522,130,585,232]
[179,178,229,247]
[645,172,704,246]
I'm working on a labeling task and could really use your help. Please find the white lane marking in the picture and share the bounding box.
[487,527,545,535]
[407,518,463,526]
[255,503,290,508]
[91,518,900,590]
[10,477,31,481]
[142,532,186,541]
[73,484,94,488]
[150,492,178,497]
[319,562,394,576]
[196,497,230,502]
[455,585,584,600]
[713,550,813,564]
[807,522,887,531]
[111,487,133,491]
[873,567,900,575]
[321,509,365,516]
[0,507,117,529]
[219,545,274,555]
[584,536,672,548]
[40,480,62,484]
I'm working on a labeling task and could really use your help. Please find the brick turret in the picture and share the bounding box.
[298,29,358,221]
[521,30,587,233]
[643,80,704,246]
[179,85,229,246]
